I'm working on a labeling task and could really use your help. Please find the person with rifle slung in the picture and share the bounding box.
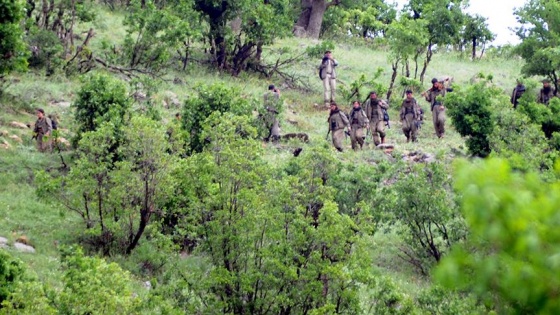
[327,102,350,152]
[348,100,369,150]
[33,108,52,152]
[422,78,446,139]
[400,90,421,143]
[510,79,526,109]
[538,78,556,105]
[363,91,388,146]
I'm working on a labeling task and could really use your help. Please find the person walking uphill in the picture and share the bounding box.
[363,91,388,145]
[33,108,52,152]
[510,79,526,109]
[319,51,338,107]
[400,90,421,143]
[348,100,369,150]
[262,84,281,141]
[327,102,350,152]
[423,78,446,138]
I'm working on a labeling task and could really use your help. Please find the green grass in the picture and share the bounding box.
[0,6,529,308]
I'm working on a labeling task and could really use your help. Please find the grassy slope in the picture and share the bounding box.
[0,6,526,304]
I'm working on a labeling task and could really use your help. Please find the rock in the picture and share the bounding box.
[293,147,303,157]
[0,130,8,136]
[14,242,35,253]
[376,143,395,150]
[50,100,71,108]
[0,236,8,245]
[10,121,28,129]
[173,77,183,85]
[162,91,180,108]
[287,119,298,126]
[1,140,11,149]
[9,135,22,143]
[143,281,152,290]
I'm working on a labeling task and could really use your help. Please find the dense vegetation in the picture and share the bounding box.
[1,0,560,314]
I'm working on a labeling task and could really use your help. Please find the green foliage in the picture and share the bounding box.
[489,108,555,175]
[380,162,466,275]
[37,116,178,255]
[0,0,28,92]
[121,0,201,71]
[181,83,254,153]
[461,14,495,59]
[446,82,495,157]
[437,158,560,313]
[515,0,560,88]
[362,276,417,315]
[306,40,336,58]
[416,285,485,314]
[26,28,64,76]
[0,250,26,305]
[518,97,560,139]
[58,246,138,314]
[340,71,385,103]
[72,73,131,145]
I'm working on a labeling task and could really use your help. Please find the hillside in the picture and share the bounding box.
[2,4,557,314]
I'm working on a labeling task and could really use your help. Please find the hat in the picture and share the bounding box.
[405,89,413,94]
[37,108,45,114]
[431,78,438,84]
[268,84,275,90]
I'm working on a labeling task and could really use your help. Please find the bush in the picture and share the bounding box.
[181,83,254,153]
[306,40,336,58]
[446,81,495,157]
[26,28,64,76]
[0,250,26,305]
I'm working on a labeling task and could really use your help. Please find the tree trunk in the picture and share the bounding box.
[471,37,476,60]
[387,59,400,101]
[306,0,328,39]
[419,42,433,84]
[293,0,312,37]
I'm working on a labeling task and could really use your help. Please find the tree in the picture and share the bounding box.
[515,0,560,91]
[381,162,466,275]
[0,0,28,93]
[194,0,293,75]
[462,14,494,60]
[386,18,429,99]
[404,0,466,83]
[293,0,343,39]
[437,158,560,313]
[37,116,178,255]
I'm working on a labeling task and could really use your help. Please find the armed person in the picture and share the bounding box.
[422,78,446,139]
[348,100,369,150]
[400,90,421,143]
[327,102,350,152]
[33,108,52,152]
[538,79,556,105]
[319,51,338,107]
[363,91,389,145]
[262,84,281,141]
[510,79,526,109]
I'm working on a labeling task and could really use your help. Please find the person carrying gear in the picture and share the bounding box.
[510,79,526,109]
[422,78,446,138]
[400,90,421,143]
[538,79,556,105]
[348,100,369,150]
[319,51,338,107]
[327,102,350,152]
[262,84,281,141]
[363,91,389,145]
[33,108,52,152]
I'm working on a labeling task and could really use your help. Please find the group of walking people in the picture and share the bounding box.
[320,48,449,151]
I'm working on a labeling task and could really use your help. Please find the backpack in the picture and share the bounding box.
[382,108,390,122]
[51,119,58,130]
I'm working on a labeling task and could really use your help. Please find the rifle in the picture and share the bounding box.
[325,128,331,140]
[31,133,38,141]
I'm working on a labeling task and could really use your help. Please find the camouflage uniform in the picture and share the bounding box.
[510,84,525,109]
[319,57,338,107]
[327,109,349,152]
[263,90,281,141]
[400,97,421,142]
[364,97,388,145]
[348,106,369,150]
[538,87,556,105]
[425,87,446,138]
[33,116,52,152]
